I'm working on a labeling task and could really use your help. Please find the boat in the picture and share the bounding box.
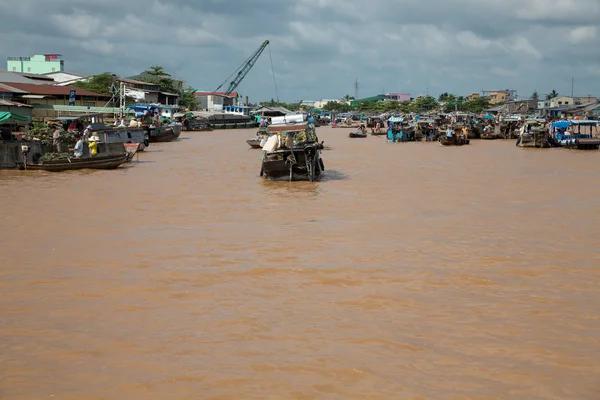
[439,125,470,146]
[260,114,325,181]
[147,123,181,142]
[53,114,150,151]
[550,120,600,150]
[349,131,367,138]
[500,116,522,139]
[174,112,214,131]
[386,117,416,142]
[123,143,139,161]
[22,152,128,172]
[246,127,269,149]
[516,122,551,148]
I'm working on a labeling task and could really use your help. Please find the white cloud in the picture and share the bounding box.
[569,26,597,44]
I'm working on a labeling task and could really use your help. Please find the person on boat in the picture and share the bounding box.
[52,126,62,148]
[83,125,92,141]
[375,122,381,133]
[88,136,98,157]
[69,133,84,159]
[446,127,453,138]
[129,118,139,128]
[67,120,79,133]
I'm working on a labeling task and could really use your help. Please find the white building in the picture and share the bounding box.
[314,98,342,109]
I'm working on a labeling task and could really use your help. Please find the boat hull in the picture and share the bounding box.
[247,139,262,148]
[349,132,367,138]
[261,146,324,181]
[440,136,470,146]
[517,133,551,148]
[148,126,181,142]
[24,153,128,172]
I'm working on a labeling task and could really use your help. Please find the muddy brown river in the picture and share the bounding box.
[1,127,599,399]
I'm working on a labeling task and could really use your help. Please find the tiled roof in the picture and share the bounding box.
[0,82,108,97]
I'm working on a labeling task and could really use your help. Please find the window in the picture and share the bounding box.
[52,68,55,72]
[27,67,31,72]
[12,67,16,71]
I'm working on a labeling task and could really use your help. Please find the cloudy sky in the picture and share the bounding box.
[1,0,599,102]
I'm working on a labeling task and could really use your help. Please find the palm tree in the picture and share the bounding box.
[546,89,559,100]
[531,91,539,100]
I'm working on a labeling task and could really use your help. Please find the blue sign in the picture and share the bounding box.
[69,89,76,106]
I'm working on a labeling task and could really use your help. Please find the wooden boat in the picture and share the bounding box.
[440,125,470,146]
[148,124,181,142]
[349,131,367,138]
[23,153,128,172]
[123,143,139,161]
[247,138,262,148]
[260,116,324,181]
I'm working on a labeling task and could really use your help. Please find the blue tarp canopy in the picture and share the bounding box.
[484,114,494,119]
[388,117,404,122]
[570,120,598,126]
[551,120,570,129]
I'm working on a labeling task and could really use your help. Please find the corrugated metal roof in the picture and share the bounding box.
[0,82,107,97]
[0,99,33,107]
[0,83,28,93]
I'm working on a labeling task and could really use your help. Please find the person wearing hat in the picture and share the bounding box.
[88,135,98,157]
[69,133,84,159]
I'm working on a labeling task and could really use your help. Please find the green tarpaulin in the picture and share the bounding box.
[0,111,30,123]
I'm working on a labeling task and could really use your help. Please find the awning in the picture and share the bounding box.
[21,95,46,99]
[551,120,570,129]
[0,111,30,123]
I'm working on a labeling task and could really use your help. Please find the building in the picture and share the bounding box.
[385,93,411,102]
[482,89,517,104]
[549,96,575,108]
[0,82,111,119]
[194,91,239,111]
[576,96,598,104]
[7,54,64,74]
[467,93,480,101]
[313,99,341,109]
[503,99,537,114]
[537,100,552,110]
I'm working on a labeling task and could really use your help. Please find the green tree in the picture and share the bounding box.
[464,96,491,113]
[73,72,115,94]
[139,65,178,93]
[531,91,539,100]
[340,94,355,103]
[546,90,559,100]
[410,95,438,113]
[323,101,352,112]
[179,87,199,110]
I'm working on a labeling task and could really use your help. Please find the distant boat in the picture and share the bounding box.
[348,131,367,138]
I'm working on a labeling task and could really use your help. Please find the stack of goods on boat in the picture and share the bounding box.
[516,119,551,148]
[260,114,325,181]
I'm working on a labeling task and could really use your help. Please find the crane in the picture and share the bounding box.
[213,40,270,97]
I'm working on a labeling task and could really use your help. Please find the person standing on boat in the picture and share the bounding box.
[52,126,62,149]
[69,133,84,159]
[446,127,453,138]
[83,125,92,141]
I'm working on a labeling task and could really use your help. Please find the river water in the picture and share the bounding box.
[1,127,599,399]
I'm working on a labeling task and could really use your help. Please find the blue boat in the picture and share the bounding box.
[551,120,600,149]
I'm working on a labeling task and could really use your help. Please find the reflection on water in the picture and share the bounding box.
[1,128,599,400]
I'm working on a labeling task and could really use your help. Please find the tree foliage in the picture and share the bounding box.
[531,91,539,100]
[139,65,179,93]
[179,87,199,110]
[73,72,115,94]
[546,90,559,100]
[322,101,352,112]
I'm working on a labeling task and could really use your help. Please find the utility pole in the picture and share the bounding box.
[571,77,574,97]
[354,78,359,100]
